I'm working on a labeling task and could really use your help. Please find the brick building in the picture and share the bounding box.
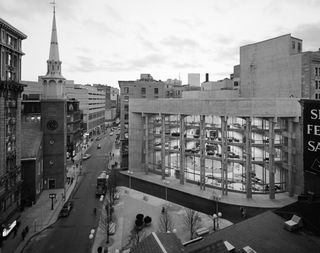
[0,18,27,230]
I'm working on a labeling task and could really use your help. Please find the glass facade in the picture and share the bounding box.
[146,114,288,194]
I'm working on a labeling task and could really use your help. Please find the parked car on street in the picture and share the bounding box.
[109,132,114,136]
[59,201,73,217]
[96,136,101,141]
[82,154,92,160]
[97,144,101,149]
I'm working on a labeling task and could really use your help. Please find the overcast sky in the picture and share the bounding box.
[2,0,320,88]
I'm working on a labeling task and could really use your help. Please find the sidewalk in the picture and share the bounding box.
[91,134,120,253]
[1,139,94,253]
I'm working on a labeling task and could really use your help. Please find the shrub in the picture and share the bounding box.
[136,213,144,221]
[135,220,143,228]
[144,216,152,225]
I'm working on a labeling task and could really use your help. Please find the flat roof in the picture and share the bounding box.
[129,98,301,118]
[186,211,320,253]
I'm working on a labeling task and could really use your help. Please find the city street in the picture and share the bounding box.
[22,132,114,253]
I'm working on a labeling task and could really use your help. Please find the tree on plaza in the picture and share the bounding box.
[108,170,119,206]
[183,208,201,240]
[158,209,174,233]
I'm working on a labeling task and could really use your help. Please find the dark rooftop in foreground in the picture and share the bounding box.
[185,210,320,253]
[130,232,184,253]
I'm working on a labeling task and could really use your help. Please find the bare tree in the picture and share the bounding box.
[108,170,119,206]
[158,209,175,233]
[183,208,201,239]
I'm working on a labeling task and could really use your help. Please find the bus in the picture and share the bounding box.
[96,171,108,197]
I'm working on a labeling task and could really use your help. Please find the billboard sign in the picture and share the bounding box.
[302,99,320,175]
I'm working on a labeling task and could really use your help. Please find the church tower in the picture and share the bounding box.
[42,4,65,99]
[40,3,67,189]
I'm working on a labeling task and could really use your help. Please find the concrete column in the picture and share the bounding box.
[161,114,166,180]
[221,116,228,196]
[144,114,149,175]
[268,118,275,200]
[287,118,294,197]
[245,117,252,199]
[179,115,185,184]
[200,115,205,190]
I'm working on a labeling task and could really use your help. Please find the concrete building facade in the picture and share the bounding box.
[0,18,27,229]
[188,73,200,87]
[126,34,318,201]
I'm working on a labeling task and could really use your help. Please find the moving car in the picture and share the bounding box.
[59,201,73,217]
[82,154,91,160]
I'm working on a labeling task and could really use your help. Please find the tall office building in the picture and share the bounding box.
[0,18,27,229]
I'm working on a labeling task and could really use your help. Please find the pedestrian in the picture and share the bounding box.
[161,206,165,214]
[21,230,25,241]
[25,225,29,234]
[93,207,97,215]
[240,206,244,215]
[242,208,247,218]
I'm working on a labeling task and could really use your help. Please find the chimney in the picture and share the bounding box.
[205,73,209,82]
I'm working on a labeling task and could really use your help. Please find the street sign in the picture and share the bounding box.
[302,99,320,175]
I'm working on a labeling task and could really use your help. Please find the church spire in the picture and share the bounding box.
[41,0,66,100]
[49,3,60,61]
[45,0,63,78]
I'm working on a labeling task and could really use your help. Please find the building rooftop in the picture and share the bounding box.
[130,232,184,253]
[21,122,42,159]
[185,211,320,253]
[0,17,27,39]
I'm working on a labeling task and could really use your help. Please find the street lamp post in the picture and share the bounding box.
[212,194,221,214]
[212,212,222,231]
[89,228,95,251]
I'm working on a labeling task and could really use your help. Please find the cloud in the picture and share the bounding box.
[83,19,121,38]
[137,35,158,52]
[129,54,166,68]
[161,36,199,50]
[103,3,123,22]
[171,62,204,69]
[293,23,320,50]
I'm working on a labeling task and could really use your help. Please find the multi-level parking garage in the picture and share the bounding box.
[128,98,303,200]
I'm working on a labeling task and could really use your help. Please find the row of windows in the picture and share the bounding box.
[291,40,302,52]
[315,67,320,76]
[88,93,104,96]
[88,106,105,111]
[1,30,20,50]
[123,87,159,95]
[315,93,320,99]
[315,80,320,89]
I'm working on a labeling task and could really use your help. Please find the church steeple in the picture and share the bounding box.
[49,6,60,61]
[41,1,66,100]
[46,1,63,78]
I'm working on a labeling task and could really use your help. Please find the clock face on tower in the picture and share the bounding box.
[47,120,58,130]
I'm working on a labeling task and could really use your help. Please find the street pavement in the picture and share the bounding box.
[0,136,97,253]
